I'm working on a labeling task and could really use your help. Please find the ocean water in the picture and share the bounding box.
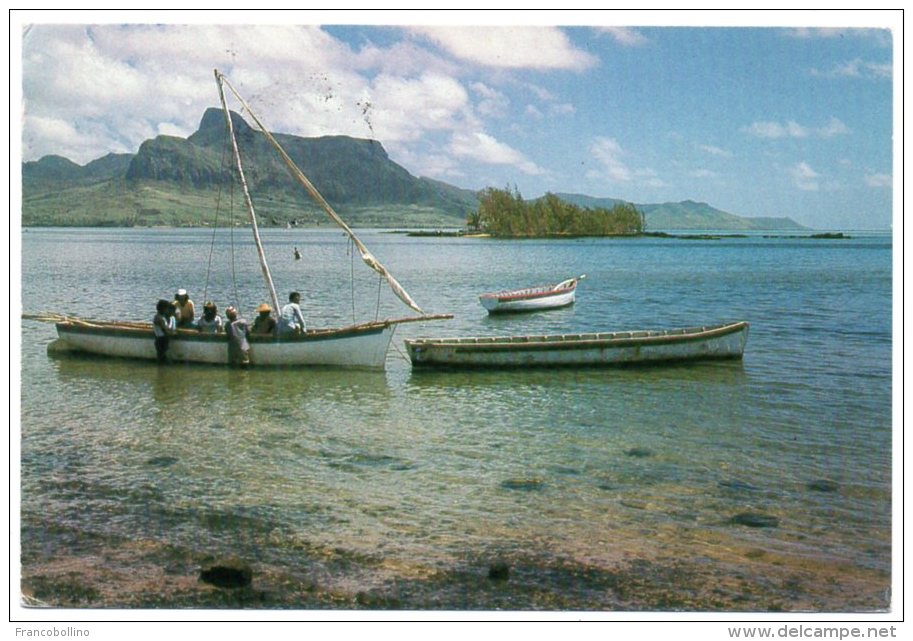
[18,228,894,611]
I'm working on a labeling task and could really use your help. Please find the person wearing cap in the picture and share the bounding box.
[251,303,277,335]
[173,288,196,328]
[225,306,251,367]
[278,291,307,336]
[197,301,223,333]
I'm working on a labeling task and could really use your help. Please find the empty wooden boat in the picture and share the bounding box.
[405,321,749,368]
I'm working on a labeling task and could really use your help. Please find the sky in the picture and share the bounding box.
[15,10,900,230]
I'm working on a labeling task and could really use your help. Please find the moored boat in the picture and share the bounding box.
[48,316,410,369]
[37,70,450,368]
[405,321,749,368]
[479,275,584,313]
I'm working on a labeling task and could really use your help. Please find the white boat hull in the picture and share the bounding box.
[479,289,576,313]
[406,321,749,368]
[479,277,580,314]
[52,320,396,369]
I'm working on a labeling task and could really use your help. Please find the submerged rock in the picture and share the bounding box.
[145,456,179,467]
[199,557,253,588]
[719,479,758,492]
[488,561,510,581]
[500,478,545,491]
[807,479,839,493]
[624,447,654,458]
[731,512,779,528]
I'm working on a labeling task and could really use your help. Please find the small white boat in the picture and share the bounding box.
[405,321,749,369]
[479,275,584,313]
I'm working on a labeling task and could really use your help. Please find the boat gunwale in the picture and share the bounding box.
[406,321,749,353]
[479,280,577,303]
[56,319,392,343]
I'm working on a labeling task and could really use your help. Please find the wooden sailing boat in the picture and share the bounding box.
[49,69,449,369]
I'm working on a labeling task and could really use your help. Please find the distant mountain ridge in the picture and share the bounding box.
[21,110,805,230]
[553,193,806,231]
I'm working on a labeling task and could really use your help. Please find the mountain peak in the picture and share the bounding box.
[187,107,256,147]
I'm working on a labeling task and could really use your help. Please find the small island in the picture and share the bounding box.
[465,187,644,237]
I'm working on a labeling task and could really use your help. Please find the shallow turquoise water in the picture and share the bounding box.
[18,228,893,607]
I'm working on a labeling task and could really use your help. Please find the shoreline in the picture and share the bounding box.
[19,226,866,239]
[20,519,890,611]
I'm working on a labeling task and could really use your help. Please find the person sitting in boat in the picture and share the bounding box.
[153,299,176,363]
[251,303,277,335]
[225,306,251,367]
[197,301,223,333]
[173,288,195,328]
[278,291,307,335]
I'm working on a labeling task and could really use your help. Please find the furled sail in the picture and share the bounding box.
[214,70,425,315]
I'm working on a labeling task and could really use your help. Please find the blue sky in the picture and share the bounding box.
[17,11,898,229]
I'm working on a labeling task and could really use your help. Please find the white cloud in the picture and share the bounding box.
[589,137,631,181]
[791,162,820,191]
[366,73,472,142]
[350,40,460,78]
[786,28,893,48]
[690,169,718,178]
[817,117,851,137]
[549,103,576,116]
[588,137,661,186]
[744,120,808,139]
[409,26,598,71]
[813,58,893,79]
[449,131,545,175]
[21,24,501,166]
[698,144,732,157]
[470,82,510,118]
[744,118,849,139]
[524,83,556,102]
[864,173,891,188]
[525,104,544,119]
[597,27,648,47]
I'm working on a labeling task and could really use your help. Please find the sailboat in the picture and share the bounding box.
[47,69,450,369]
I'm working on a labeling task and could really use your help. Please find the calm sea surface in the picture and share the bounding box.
[18,227,894,610]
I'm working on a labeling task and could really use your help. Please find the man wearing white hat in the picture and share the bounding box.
[173,288,195,328]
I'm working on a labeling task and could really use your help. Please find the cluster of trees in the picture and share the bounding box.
[468,188,644,237]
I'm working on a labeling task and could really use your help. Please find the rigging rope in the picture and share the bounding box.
[375,274,383,321]
[229,172,241,311]
[349,237,356,323]
[215,70,425,315]
[203,135,232,304]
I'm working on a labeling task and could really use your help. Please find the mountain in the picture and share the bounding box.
[554,193,806,231]
[21,110,806,230]
[21,108,480,227]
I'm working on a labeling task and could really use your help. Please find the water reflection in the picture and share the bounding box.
[406,360,748,391]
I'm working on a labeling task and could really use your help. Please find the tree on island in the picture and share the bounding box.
[469,187,644,237]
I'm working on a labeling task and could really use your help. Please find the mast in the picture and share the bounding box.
[214,69,425,315]
[214,69,282,317]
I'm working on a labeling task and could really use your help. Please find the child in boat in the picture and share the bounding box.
[197,301,223,333]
